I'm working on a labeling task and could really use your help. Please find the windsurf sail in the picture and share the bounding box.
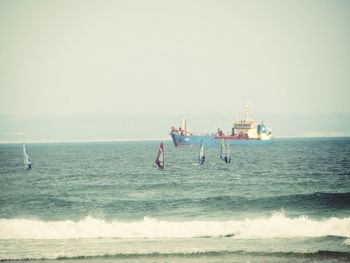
[23,144,32,171]
[198,140,206,165]
[155,143,164,170]
[220,139,231,163]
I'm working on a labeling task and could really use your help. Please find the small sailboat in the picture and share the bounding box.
[220,139,231,163]
[155,143,165,170]
[23,144,32,171]
[198,140,206,165]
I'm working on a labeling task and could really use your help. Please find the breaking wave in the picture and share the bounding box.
[0,212,349,240]
[1,250,350,262]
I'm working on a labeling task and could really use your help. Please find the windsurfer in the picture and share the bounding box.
[155,159,164,170]
[155,143,165,170]
[23,144,32,171]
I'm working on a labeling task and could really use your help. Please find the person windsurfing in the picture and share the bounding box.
[155,143,164,170]
[199,140,205,165]
[23,143,32,171]
[220,139,231,163]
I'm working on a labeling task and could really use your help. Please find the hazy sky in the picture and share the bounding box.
[1,0,349,117]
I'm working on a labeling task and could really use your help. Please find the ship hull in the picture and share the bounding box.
[171,134,273,147]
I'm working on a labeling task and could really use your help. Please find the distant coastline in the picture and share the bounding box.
[1,113,349,145]
[1,136,349,145]
[0,138,171,144]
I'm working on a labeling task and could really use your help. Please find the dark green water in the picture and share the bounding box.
[0,138,350,262]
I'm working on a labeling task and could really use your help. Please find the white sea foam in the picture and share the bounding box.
[0,213,349,240]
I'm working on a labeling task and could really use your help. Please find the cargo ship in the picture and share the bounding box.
[170,105,273,147]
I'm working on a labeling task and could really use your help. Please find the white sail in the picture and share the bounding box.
[198,140,205,164]
[23,144,32,170]
[220,139,231,163]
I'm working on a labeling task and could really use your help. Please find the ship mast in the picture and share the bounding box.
[180,116,188,135]
[245,103,250,122]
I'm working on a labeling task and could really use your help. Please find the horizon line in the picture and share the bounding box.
[1,135,349,145]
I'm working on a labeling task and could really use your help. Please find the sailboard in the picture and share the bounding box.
[220,139,231,163]
[155,142,165,170]
[23,144,32,171]
[198,140,206,165]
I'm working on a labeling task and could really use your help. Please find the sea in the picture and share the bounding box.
[0,138,350,262]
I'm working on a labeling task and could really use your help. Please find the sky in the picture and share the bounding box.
[0,0,349,141]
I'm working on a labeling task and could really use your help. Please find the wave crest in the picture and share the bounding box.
[0,213,349,240]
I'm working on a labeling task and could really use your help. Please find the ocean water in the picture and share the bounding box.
[0,138,350,262]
